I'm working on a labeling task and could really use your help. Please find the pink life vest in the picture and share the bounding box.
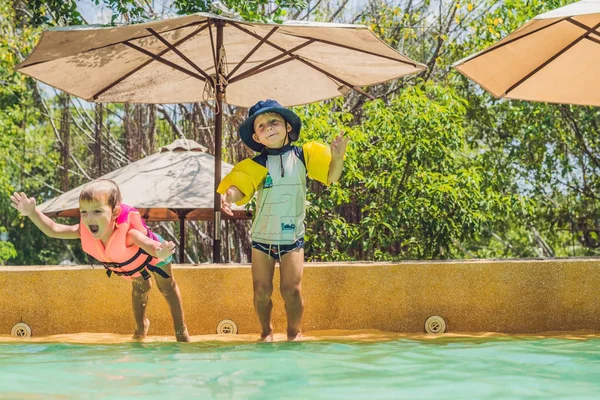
[80,204,166,280]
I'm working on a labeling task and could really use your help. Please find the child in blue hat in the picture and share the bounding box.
[218,99,349,341]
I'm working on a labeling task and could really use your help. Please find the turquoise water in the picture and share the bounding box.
[1,337,600,399]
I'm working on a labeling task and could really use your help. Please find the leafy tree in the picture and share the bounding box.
[5,0,598,264]
[300,82,527,260]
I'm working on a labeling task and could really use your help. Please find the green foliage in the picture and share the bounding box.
[0,226,17,264]
[447,0,600,257]
[26,0,85,26]
[92,0,148,24]
[447,0,580,76]
[172,0,212,15]
[0,2,81,265]
[3,0,599,264]
[26,0,148,26]
[299,83,525,260]
[173,0,307,22]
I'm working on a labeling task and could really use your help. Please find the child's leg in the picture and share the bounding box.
[252,248,276,341]
[131,276,152,340]
[279,248,304,341]
[151,262,190,342]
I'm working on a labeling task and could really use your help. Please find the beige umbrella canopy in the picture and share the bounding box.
[38,139,247,262]
[453,0,600,106]
[15,13,426,106]
[17,12,425,261]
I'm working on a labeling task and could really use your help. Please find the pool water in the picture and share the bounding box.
[1,336,600,399]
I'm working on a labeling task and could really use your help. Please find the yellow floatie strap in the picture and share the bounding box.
[217,159,268,205]
[303,141,332,185]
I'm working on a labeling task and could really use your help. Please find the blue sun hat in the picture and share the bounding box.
[238,99,302,152]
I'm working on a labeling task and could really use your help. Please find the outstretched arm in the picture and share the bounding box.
[221,186,244,216]
[127,229,176,261]
[217,159,267,210]
[10,192,79,239]
[327,132,350,184]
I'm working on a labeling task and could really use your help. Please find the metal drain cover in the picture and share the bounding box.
[11,322,32,338]
[217,319,238,334]
[424,316,446,334]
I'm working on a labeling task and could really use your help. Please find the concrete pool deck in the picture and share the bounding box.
[1,259,599,339]
[2,330,600,344]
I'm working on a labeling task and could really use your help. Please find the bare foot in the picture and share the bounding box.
[258,330,274,342]
[132,319,150,340]
[287,331,303,341]
[175,325,190,342]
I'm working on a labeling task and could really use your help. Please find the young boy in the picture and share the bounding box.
[218,99,349,341]
[10,179,190,342]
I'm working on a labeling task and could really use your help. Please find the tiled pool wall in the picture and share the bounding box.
[1,259,599,336]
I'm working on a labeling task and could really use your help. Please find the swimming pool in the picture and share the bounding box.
[1,334,599,399]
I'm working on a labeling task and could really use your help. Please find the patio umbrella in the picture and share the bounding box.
[37,138,247,263]
[453,0,600,106]
[15,12,426,262]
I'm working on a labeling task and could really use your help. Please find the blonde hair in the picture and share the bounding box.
[79,179,122,210]
[253,112,291,132]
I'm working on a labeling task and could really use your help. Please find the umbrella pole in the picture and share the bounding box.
[175,209,193,263]
[179,212,185,263]
[213,20,225,264]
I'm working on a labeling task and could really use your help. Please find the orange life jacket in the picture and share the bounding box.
[80,204,168,280]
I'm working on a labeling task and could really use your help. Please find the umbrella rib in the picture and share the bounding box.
[505,20,600,96]
[226,27,279,80]
[230,57,297,83]
[229,22,373,99]
[147,28,214,85]
[457,18,566,65]
[208,19,218,73]
[286,35,418,66]
[565,17,598,33]
[18,21,208,70]
[228,40,315,83]
[123,42,207,82]
[570,19,600,44]
[298,59,374,99]
[232,55,366,98]
[92,25,208,100]
[586,36,600,45]
[91,21,208,53]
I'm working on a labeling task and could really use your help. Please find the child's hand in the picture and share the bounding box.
[10,192,37,217]
[155,240,176,261]
[221,188,236,216]
[330,131,350,159]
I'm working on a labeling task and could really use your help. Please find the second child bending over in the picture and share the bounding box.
[10,179,190,342]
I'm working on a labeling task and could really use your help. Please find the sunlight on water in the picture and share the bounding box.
[1,336,600,399]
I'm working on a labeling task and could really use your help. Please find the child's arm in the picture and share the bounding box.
[126,229,175,261]
[221,186,244,216]
[217,159,268,214]
[10,192,80,239]
[327,132,350,184]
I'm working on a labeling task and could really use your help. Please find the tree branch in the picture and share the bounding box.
[157,105,186,139]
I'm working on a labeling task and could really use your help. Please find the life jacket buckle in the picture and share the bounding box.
[103,262,120,278]
[140,269,151,280]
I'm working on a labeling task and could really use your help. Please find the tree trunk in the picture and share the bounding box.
[60,93,70,191]
[94,103,103,177]
[147,104,156,153]
[135,104,144,159]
